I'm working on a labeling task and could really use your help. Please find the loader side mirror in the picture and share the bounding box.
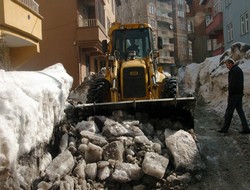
[102,40,108,53]
[158,36,163,49]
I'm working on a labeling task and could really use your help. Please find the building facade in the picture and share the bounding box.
[0,0,42,70]
[171,0,190,69]
[156,0,175,74]
[223,0,250,50]
[200,0,250,55]
[18,0,117,88]
[202,0,224,56]
[186,0,211,63]
[76,0,117,83]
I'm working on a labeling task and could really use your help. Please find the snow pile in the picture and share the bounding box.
[179,42,250,116]
[0,63,73,175]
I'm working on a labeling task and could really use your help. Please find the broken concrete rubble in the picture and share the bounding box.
[44,150,75,182]
[164,129,203,172]
[142,152,169,179]
[112,162,143,182]
[29,115,203,190]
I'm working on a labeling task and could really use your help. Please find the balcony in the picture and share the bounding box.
[156,16,173,25]
[158,30,174,38]
[212,42,224,56]
[156,1,172,12]
[17,0,39,13]
[205,12,223,35]
[0,0,42,48]
[76,18,108,55]
[187,21,195,40]
[159,56,175,64]
[164,43,174,51]
[78,18,106,33]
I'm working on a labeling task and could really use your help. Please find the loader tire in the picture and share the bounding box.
[161,77,177,98]
[86,78,111,103]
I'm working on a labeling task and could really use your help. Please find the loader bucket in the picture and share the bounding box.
[74,97,196,129]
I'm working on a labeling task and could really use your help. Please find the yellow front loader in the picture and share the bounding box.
[76,22,196,129]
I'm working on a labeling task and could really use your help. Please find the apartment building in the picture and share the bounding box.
[186,0,211,63]
[223,0,250,50]
[18,0,117,88]
[116,0,175,74]
[0,0,42,70]
[202,0,224,56]
[76,0,117,83]
[156,0,175,74]
[172,0,189,68]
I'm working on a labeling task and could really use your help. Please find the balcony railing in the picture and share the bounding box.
[17,0,39,13]
[158,30,174,38]
[206,12,223,34]
[159,57,175,64]
[156,16,173,24]
[78,18,105,33]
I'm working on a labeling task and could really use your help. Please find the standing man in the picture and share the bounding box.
[218,58,250,134]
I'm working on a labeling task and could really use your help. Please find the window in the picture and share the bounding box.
[207,39,212,51]
[163,38,168,45]
[187,20,194,33]
[241,12,249,35]
[177,0,184,18]
[246,12,249,33]
[178,0,184,5]
[227,23,233,42]
[112,29,152,60]
[170,51,174,57]
[212,39,217,50]
[148,4,155,15]
[241,15,245,35]
[96,0,105,28]
[205,15,212,26]
[188,41,192,56]
[178,10,185,18]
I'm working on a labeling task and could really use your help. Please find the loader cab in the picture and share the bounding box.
[110,27,155,60]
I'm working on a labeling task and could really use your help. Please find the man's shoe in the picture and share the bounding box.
[218,129,228,133]
[239,130,250,134]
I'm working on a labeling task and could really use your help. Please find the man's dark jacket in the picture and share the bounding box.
[228,64,244,97]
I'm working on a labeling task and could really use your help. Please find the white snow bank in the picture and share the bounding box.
[180,63,201,95]
[180,47,250,118]
[0,63,73,170]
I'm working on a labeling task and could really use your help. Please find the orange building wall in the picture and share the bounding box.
[18,0,79,88]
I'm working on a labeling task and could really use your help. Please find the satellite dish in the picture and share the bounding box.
[169,24,173,30]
